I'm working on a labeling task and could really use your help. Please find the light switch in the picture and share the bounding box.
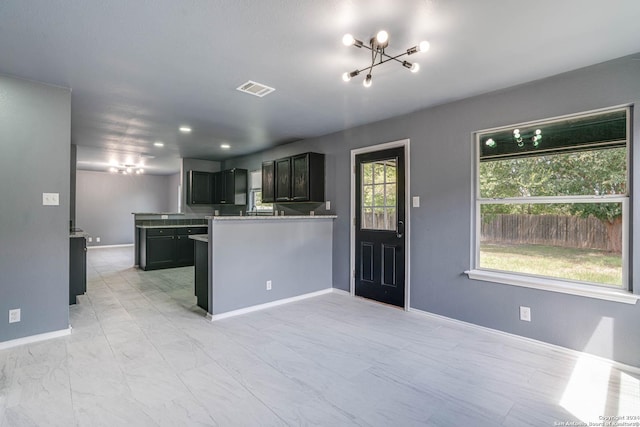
[325,201,331,210]
[42,193,59,206]
[412,196,420,208]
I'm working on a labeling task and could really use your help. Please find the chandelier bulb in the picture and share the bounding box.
[342,72,351,82]
[342,33,355,46]
[410,63,420,73]
[363,74,372,88]
[376,30,389,44]
[418,40,430,52]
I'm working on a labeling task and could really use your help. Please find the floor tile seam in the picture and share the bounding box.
[205,358,291,427]
[214,326,370,424]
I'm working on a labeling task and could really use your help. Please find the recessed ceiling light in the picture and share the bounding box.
[220,144,231,149]
[153,141,164,147]
[179,126,192,133]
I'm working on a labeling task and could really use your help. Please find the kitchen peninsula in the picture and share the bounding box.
[199,215,336,319]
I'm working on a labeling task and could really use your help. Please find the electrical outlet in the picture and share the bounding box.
[519,306,531,322]
[96,237,101,243]
[266,280,272,291]
[88,237,93,243]
[9,308,21,323]
[325,201,331,210]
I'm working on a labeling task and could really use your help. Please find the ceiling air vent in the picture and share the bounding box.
[236,80,275,98]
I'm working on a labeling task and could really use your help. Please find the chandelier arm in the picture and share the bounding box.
[351,50,415,76]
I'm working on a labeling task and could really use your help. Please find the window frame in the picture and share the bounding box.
[248,170,273,213]
[467,105,637,304]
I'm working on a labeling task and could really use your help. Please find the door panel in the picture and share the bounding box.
[360,242,374,282]
[355,147,405,307]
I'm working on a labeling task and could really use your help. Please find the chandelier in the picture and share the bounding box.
[109,163,144,175]
[341,30,430,88]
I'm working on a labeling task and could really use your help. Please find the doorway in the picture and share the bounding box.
[351,140,409,309]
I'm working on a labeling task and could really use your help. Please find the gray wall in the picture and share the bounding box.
[0,75,71,342]
[209,218,333,315]
[181,158,221,215]
[76,170,172,246]
[225,54,640,366]
[168,172,181,212]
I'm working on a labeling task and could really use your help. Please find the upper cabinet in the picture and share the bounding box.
[291,152,324,202]
[213,168,247,205]
[261,161,275,203]
[265,152,325,203]
[187,168,248,205]
[275,157,292,202]
[187,171,213,204]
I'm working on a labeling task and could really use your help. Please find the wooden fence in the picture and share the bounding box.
[481,214,622,252]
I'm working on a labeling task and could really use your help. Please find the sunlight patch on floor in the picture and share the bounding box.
[618,372,640,415]
[561,317,614,422]
[561,355,612,422]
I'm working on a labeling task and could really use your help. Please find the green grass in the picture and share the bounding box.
[480,243,622,286]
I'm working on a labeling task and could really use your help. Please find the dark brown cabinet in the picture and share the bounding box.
[292,152,325,202]
[188,169,247,205]
[272,152,325,202]
[69,236,87,305]
[187,171,213,205]
[275,157,292,202]
[213,168,247,205]
[261,161,275,203]
[194,239,208,312]
[139,226,207,270]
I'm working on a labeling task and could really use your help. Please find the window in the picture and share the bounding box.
[248,170,273,213]
[471,107,630,294]
[361,159,397,230]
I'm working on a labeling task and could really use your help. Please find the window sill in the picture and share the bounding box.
[464,269,639,305]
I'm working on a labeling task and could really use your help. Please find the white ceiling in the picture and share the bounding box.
[1,0,639,174]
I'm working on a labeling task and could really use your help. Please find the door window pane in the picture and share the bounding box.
[361,158,398,231]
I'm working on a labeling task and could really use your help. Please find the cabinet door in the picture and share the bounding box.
[232,169,248,205]
[175,234,194,266]
[188,171,213,204]
[69,237,87,305]
[261,161,275,203]
[223,169,234,203]
[212,172,222,204]
[146,235,176,269]
[291,153,310,201]
[275,157,291,201]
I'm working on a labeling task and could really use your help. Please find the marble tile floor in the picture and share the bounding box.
[1,246,638,426]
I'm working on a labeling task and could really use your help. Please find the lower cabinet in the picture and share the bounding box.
[139,227,207,271]
[69,236,87,305]
[194,239,209,312]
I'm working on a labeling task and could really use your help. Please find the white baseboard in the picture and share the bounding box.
[0,327,72,351]
[408,307,640,374]
[331,288,351,296]
[207,288,334,321]
[88,243,134,249]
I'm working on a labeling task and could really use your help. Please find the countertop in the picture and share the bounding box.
[70,231,89,239]
[206,215,337,221]
[188,234,208,243]
[136,224,209,229]
[132,212,185,215]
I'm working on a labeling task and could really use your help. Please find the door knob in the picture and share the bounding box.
[397,220,404,238]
